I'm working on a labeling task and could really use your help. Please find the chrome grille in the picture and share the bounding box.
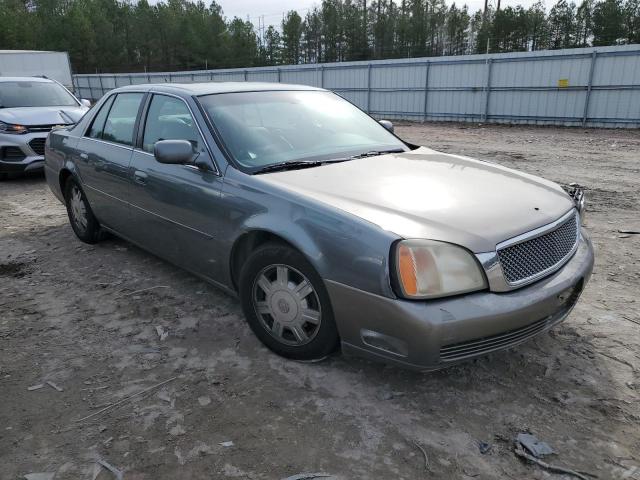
[29,138,46,156]
[498,211,579,285]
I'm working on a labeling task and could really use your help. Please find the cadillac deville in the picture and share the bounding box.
[44,83,593,370]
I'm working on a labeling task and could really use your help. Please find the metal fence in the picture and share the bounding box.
[73,44,640,128]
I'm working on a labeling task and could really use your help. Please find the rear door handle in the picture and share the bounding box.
[133,170,148,185]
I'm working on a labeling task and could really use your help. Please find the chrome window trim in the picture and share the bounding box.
[476,208,580,292]
[82,137,134,152]
[144,91,220,176]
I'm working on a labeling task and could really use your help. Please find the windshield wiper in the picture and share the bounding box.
[325,148,406,163]
[253,158,351,174]
[253,160,326,174]
[350,148,405,159]
[253,149,404,175]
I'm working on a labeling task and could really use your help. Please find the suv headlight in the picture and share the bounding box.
[0,121,28,134]
[394,239,487,299]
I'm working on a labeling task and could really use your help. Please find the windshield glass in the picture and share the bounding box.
[198,90,407,172]
[0,81,78,108]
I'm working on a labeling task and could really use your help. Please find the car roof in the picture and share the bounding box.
[0,76,54,83]
[115,82,325,96]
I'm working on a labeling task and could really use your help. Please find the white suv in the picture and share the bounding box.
[0,77,90,178]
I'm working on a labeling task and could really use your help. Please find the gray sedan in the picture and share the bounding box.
[44,82,593,370]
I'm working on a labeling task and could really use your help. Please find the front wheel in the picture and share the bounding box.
[239,243,339,361]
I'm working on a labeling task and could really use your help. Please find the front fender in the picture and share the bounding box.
[222,167,400,298]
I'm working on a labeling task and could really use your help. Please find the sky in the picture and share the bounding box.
[216,0,542,27]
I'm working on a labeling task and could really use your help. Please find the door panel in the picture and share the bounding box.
[75,92,144,233]
[76,138,133,232]
[129,153,225,279]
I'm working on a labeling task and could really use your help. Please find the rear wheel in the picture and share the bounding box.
[63,178,103,244]
[239,243,339,360]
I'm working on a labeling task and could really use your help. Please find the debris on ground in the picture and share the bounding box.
[76,377,178,422]
[516,433,554,458]
[219,441,234,447]
[27,384,44,391]
[412,440,429,471]
[24,473,55,480]
[478,441,492,454]
[94,459,123,480]
[155,326,168,341]
[281,474,333,480]
[514,444,593,480]
[46,381,63,392]
[120,285,169,298]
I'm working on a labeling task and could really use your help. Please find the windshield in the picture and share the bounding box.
[198,90,407,172]
[0,81,78,108]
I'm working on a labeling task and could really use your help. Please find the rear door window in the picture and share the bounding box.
[101,93,144,146]
[86,95,115,139]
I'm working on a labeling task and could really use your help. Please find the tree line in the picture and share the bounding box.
[0,0,637,73]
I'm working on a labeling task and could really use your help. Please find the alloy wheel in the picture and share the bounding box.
[69,185,88,233]
[252,264,322,346]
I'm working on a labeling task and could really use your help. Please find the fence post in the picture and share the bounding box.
[483,58,493,122]
[582,51,597,127]
[366,63,372,113]
[244,70,248,81]
[277,67,281,83]
[87,78,94,101]
[423,61,430,123]
[320,65,324,88]
[97,75,104,99]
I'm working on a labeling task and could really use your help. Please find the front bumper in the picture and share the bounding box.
[327,230,594,371]
[0,132,47,174]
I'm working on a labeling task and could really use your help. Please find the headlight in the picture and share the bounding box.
[394,239,487,299]
[0,121,28,134]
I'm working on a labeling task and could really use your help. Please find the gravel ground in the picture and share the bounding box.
[1,122,639,480]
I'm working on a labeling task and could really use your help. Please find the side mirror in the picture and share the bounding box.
[154,140,194,165]
[80,99,92,108]
[379,120,394,133]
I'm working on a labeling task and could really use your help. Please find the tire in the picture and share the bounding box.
[239,243,340,361]
[63,177,104,244]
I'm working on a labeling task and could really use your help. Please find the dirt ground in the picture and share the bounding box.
[1,122,639,480]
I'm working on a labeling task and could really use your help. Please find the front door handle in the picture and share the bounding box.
[133,170,148,185]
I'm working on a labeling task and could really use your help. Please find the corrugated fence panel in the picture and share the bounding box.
[73,45,640,128]
[246,70,278,82]
[280,67,321,87]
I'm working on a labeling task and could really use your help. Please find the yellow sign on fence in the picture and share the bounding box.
[558,78,569,88]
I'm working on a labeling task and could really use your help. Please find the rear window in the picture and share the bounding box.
[101,93,144,146]
[87,95,115,139]
[0,81,78,108]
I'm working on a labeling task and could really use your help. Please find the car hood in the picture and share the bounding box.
[0,106,88,126]
[259,147,575,253]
